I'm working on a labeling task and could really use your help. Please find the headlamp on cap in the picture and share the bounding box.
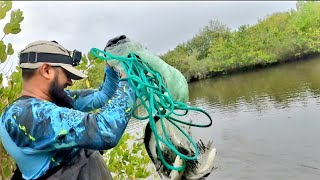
[18,40,88,80]
[71,50,82,66]
[19,50,82,67]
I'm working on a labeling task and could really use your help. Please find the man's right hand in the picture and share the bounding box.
[120,70,127,78]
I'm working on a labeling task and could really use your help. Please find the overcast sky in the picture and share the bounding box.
[0,1,297,80]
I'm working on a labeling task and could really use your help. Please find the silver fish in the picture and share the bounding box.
[144,116,216,180]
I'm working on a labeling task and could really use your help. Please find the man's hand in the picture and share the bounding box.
[106,61,126,77]
[120,70,127,78]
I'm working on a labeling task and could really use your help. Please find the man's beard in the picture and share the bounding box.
[49,74,73,108]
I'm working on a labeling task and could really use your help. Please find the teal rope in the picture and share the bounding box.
[90,48,213,171]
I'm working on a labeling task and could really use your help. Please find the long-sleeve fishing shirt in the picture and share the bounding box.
[0,66,136,180]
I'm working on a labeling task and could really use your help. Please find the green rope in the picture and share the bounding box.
[90,48,213,171]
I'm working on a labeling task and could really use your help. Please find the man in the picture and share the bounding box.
[0,40,136,180]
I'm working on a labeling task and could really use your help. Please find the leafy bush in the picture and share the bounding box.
[0,1,24,179]
[103,132,156,180]
[161,1,320,82]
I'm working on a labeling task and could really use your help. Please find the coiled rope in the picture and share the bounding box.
[90,48,212,171]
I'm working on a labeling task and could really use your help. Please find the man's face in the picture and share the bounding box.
[49,67,73,108]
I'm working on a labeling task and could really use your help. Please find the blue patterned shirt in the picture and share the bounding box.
[0,67,136,179]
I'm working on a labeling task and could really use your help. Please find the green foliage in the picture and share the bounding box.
[71,52,106,89]
[161,1,320,82]
[0,1,12,20]
[0,40,7,63]
[0,1,24,179]
[189,20,231,60]
[6,43,13,55]
[103,133,155,180]
[0,67,22,179]
[3,8,23,35]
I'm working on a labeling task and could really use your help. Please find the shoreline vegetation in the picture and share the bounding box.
[159,1,320,83]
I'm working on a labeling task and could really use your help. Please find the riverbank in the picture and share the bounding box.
[188,53,320,83]
[160,1,320,83]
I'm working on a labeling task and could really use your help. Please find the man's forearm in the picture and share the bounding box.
[67,66,119,112]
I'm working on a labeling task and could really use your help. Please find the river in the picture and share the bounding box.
[127,56,320,180]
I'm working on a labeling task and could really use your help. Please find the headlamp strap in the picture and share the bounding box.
[19,51,81,66]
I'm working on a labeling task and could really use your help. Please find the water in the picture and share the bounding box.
[127,56,320,179]
[187,56,320,180]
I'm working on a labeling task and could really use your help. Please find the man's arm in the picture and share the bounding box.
[66,65,119,112]
[28,80,136,151]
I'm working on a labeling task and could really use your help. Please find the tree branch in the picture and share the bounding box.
[0,147,6,180]
[1,34,6,41]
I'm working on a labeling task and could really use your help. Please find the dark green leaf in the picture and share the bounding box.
[4,1,12,12]
[88,51,104,64]
[0,1,12,20]
[0,50,7,63]
[0,8,6,20]
[10,28,21,34]
[11,22,20,29]
[81,54,88,65]
[7,43,14,55]
[3,23,12,34]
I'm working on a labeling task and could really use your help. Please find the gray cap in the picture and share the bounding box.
[19,40,87,80]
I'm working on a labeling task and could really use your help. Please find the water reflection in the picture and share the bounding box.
[187,56,320,180]
[189,56,320,110]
